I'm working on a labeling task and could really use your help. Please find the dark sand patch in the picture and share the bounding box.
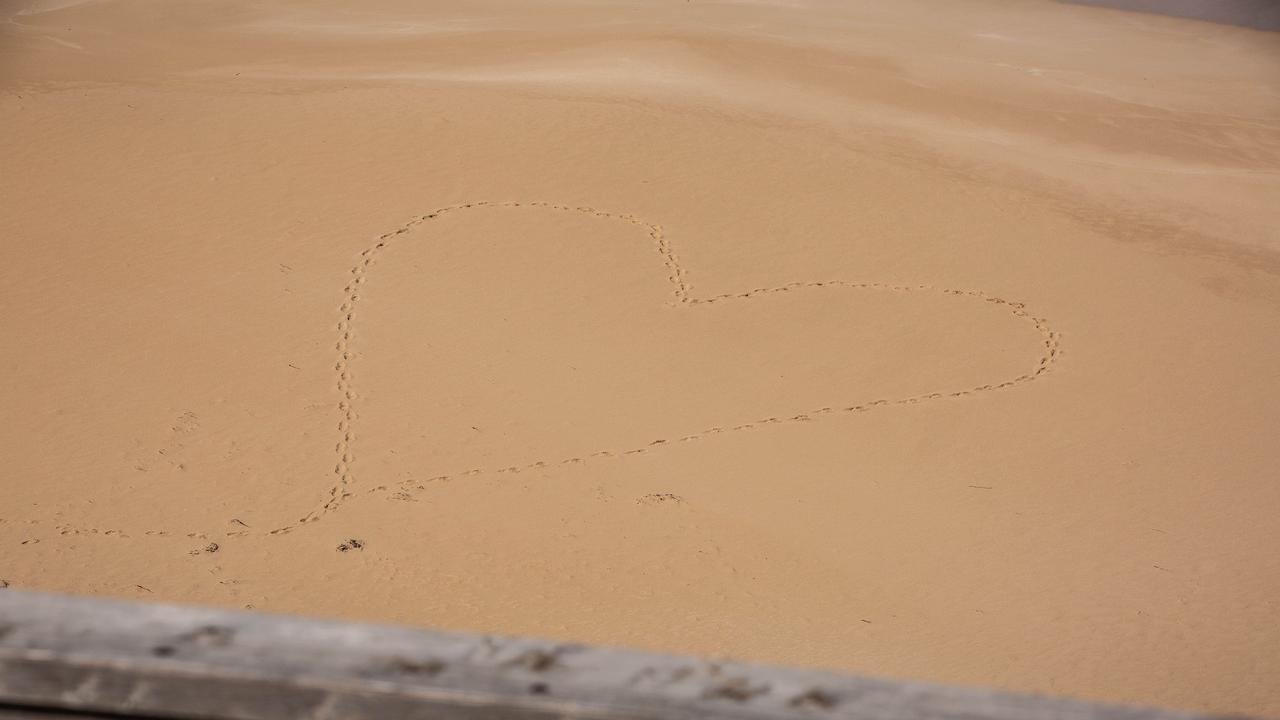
[1061,0,1280,30]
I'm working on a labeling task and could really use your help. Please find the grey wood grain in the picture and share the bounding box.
[0,589,1246,720]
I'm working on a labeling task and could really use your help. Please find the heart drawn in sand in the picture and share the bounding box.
[278,200,1060,533]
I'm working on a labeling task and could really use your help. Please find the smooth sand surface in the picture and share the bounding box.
[2,0,1278,714]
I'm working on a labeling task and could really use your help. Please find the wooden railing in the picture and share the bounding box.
[0,589,1240,719]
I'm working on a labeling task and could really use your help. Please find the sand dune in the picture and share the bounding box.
[1,0,1278,715]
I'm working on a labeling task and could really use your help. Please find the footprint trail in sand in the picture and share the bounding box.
[274,200,1061,535]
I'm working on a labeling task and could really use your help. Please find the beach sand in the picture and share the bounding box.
[2,0,1278,714]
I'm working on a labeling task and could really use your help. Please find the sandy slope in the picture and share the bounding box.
[1,0,1278,714]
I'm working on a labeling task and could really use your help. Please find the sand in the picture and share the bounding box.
[2,0,1278,714]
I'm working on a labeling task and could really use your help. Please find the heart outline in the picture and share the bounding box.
[280,200,1061,535]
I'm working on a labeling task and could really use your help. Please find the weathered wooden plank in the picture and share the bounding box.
[0,589,1241,720]
[0,710,123,719]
